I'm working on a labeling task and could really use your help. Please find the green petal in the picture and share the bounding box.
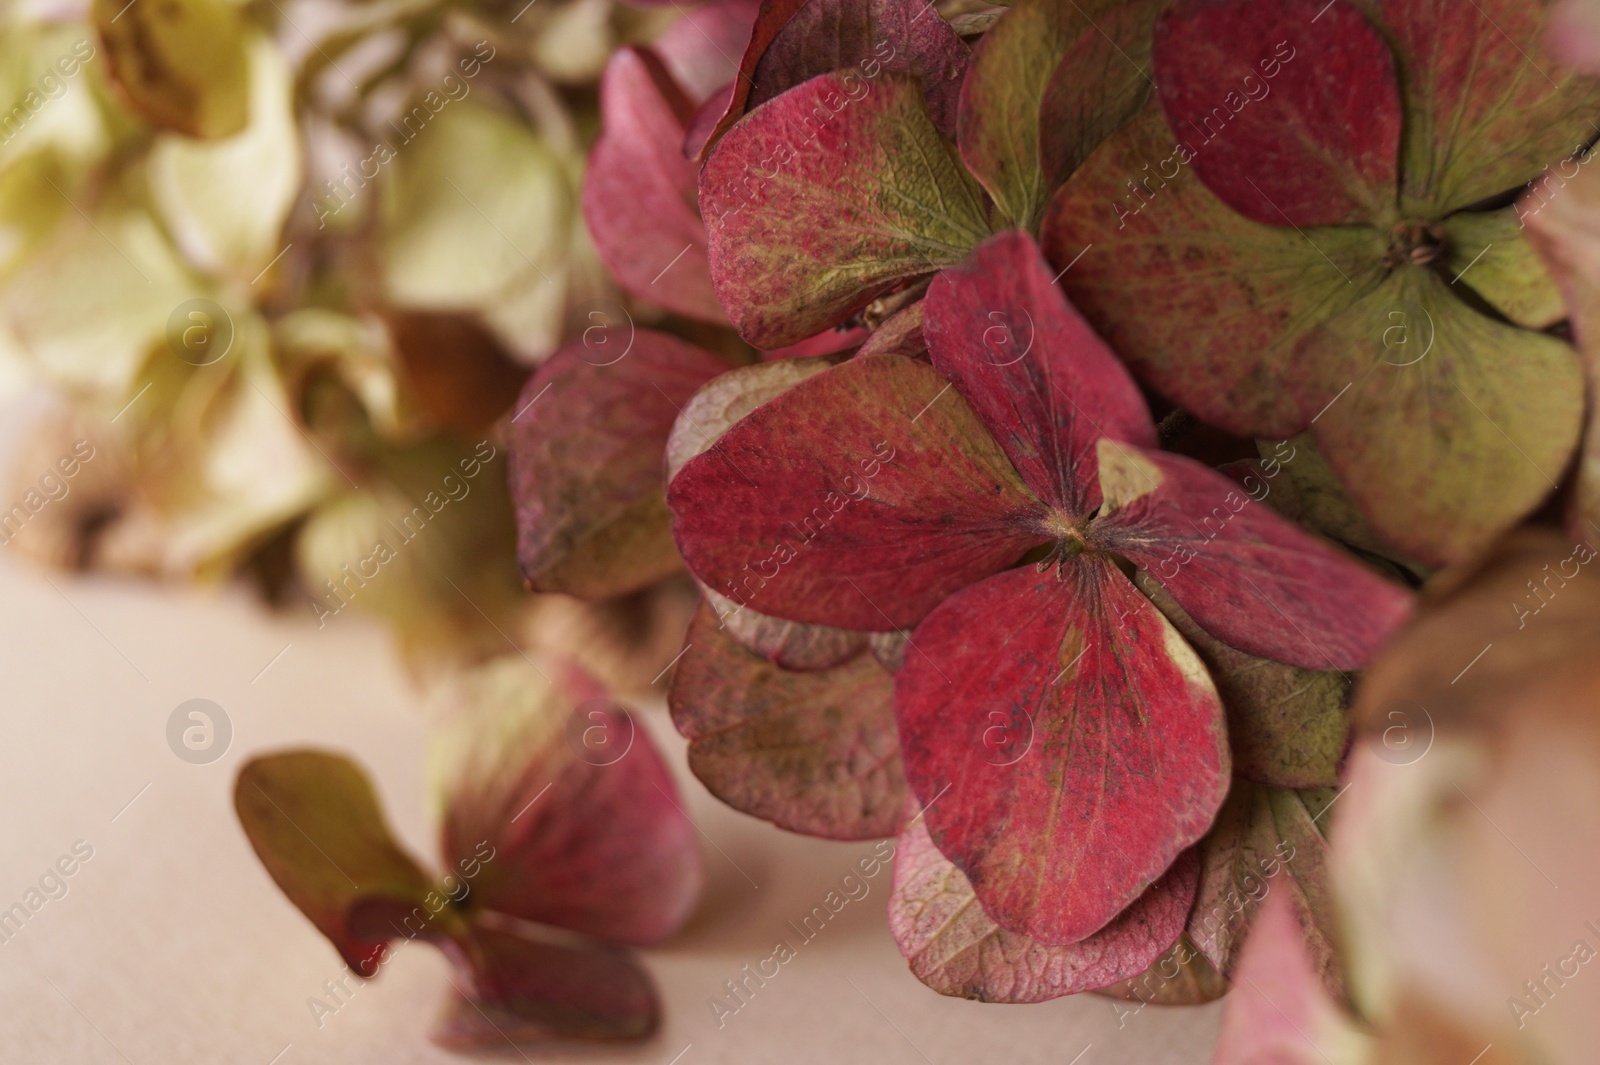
[148,36,301,282]
[235,751,442,974]
[379,102,570,311]
[1140,574,1349,790]
[1373,0,1600,214]
[1246,438,1398,562]
[956,0,1158,230]
[1302,268,1583,564]
[1443,207,1565,329]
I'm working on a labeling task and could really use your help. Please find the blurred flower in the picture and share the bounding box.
[0,0,701,685]
[1214,531,1600,1065]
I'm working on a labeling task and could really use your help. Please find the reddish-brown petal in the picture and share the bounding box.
[432,922,659,1047]
[508,329,732,599]
[924,230,1155,519]
[696,0,971,158]
[700,72,991,348]
[894,557,1230,945]
[669,603,907,839]
[1153,0,1401,227]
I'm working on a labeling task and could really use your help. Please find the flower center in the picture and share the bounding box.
[1038,511,1090,561]
[1385,220,1447,270]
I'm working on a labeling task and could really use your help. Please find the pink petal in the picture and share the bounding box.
[582,47,724,323]
[655,0,760,103]
[1211,888,1363,1065]
[894,557,1230,945]
[924,230,1156,518]
[1087,444,1413,670]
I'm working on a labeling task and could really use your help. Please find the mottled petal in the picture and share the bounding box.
[894,558,1229,945]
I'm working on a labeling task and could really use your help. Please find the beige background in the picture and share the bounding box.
[0,414,1220,1064]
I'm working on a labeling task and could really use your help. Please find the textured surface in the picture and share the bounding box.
[668,354,1043,630]
[670,605,906,839]
[701,72,990,348]
[894,559,1230,946]
[888,820,1196,1002]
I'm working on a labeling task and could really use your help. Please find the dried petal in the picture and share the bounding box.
[669,603,906,838]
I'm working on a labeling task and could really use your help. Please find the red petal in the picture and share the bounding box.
[889,817,1197,1002]
[435,660,703,947]
[696,0,971,157]
[1152,0,1401,227]
[894,558,1229,945]
[668,354,1045,630]
[924,230,1155,518]
[1087,444,1412,670]
[582,48,723,323]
